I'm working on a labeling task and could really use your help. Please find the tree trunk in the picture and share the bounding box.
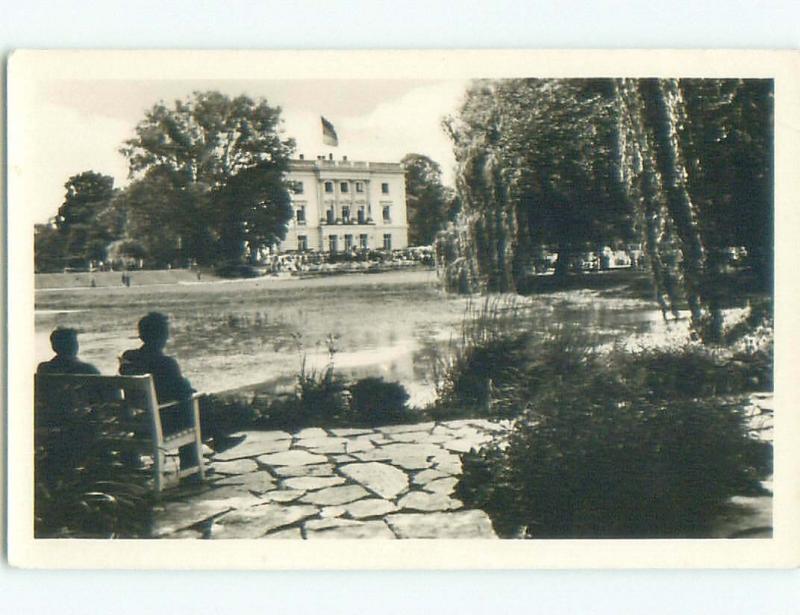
[616,79,678,320]
[553,246,570,279]
[639,79,720,342]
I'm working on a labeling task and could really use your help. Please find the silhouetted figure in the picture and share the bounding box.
[37,328,100,375]
[120,312,197,468]
[120,312,192,402]
[119,312,245,461]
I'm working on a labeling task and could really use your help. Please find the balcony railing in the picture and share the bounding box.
[320,218,375,225]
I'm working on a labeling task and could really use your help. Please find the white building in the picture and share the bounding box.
[279,155,408,253]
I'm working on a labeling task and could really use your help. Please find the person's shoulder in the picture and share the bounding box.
[119,347,146,374]
[36,359,55,374]
[120,347,141,359]
[77,361,101,375]
[159,354,183,372]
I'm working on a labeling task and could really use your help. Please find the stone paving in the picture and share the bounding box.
[153,418,513,539]
[153,392,774,539]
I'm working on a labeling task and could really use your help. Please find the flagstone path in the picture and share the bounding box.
[153,418,513,539]
[153,392,774,540]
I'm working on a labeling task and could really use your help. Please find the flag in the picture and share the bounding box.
[321,116,338,147]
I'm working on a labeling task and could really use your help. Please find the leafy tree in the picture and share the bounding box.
[34,223,65,272]
[56,171,116,231]
[442,80,629,291]
[441,78,772,343]
[119,91,296,264]
[54,171,117,264]
[113,168,212,267]
[402,153,453,246]
[212,164,292,263]
[617,78,773,341]
[679,79,773,288]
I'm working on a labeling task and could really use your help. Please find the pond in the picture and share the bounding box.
[35,269,688,406]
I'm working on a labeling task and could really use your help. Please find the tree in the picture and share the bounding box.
[678,79,773,289]
[120,91,296,264]
[441,78,773,343]
[57,171,116,231]
[34,223,65,272]
[113,168,213,267]
[212,164,292,262]
[52,171,117,265]
[402,153,453,246]
[442,80,629,292]
[617,78,773,342]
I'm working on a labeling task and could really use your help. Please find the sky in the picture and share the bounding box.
[25,78,470,223]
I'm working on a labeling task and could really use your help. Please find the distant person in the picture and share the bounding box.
[37,327,100,375]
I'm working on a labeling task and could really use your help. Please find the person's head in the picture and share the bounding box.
[50,327,79,357]
[137,312,170,349]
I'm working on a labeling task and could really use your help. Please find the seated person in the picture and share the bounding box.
[120,311,243,458]
[120,312,197,467]
[37,327,100,375]
[119,312,193,406]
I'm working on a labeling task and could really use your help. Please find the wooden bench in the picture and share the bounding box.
[35,373,205,492]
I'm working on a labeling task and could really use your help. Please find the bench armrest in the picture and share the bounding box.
[157,393,204,410]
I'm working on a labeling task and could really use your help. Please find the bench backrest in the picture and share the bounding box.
[34,373,164,443]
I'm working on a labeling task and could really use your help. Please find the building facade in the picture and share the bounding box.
[279,156,408,253]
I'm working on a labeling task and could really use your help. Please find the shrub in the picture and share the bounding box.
[432,297,597,419]
[214,260,262,279]
[199,394,261,436]
[35,398,155,538]
[456,362,772,538]
[347,377,413,425]
[612,340,773,401]
[433,297,534,416]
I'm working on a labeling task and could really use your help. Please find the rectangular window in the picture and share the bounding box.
[326,209,335,224]
[297,235,307,251]
[356,182,364,193]
[328,235,338,253]
[359,234,368,249]
[383,234,392,251]
[292,181,304,194]
[381,182,389,194]
[382,206,391,223]
[342,206,350,222]
[344,234,353,250]
[340,182,349,193]
[324,181,334,193]
[357,206,366,224]
[296,206,306,224]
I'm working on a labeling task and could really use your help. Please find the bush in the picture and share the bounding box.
[35,397,155,538]
[433,298,534,417]
[432,297,597,419]
[214,261,262,279]
[347,377,413,425]
[206,375,417,431]
[456,360,772,538]
[199,395,261,436]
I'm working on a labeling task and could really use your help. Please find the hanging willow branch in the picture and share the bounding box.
[440,77,746,344]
